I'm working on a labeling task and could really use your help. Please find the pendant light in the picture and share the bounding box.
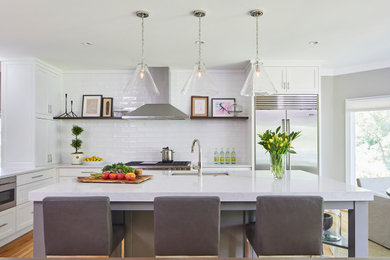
[125,10,160,97]
[181,10,217,95]
[240,9,277,96]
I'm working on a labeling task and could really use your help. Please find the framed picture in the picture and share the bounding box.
[82,95,103,117]
[191,96,209,117]
[102,97,113,118]
[211,98,236,117]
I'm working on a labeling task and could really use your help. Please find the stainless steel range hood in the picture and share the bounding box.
[122,67,188,120]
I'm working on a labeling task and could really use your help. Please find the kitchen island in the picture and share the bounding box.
[29,170,373,257]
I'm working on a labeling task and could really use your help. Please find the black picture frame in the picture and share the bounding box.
[81,95,103,118]
[102,97,113,118]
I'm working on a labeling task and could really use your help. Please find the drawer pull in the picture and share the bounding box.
[81,171,94,174]
[31,175,44,179]
[0,223,8,228]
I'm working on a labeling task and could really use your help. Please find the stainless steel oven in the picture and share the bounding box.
[0,176,16,212]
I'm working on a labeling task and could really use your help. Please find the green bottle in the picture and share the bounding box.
[214,148,219,164]
[225,148,231,164]
[231,148,236,164]
[219,148,225,164]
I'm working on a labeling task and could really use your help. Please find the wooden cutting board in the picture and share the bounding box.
[77,175,152,184]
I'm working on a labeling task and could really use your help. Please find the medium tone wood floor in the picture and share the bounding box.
[0,228,389,258]
[0,231,33,257]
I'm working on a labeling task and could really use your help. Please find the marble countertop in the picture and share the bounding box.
[0,166,56,179]
[57,163,252,168]
[29,170,373,202]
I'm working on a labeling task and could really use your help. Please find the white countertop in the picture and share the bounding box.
[57,163,252,169]
[0,166,55,179]
[29,170,373,202]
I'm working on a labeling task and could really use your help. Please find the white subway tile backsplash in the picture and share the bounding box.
[60,70,251,165]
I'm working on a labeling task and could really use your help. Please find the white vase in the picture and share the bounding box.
[71,152,84,165]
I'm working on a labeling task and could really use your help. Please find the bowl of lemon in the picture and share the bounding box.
[83,156,104,166]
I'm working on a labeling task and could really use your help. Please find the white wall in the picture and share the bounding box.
[60,70,251,164]
[321,67,390,182]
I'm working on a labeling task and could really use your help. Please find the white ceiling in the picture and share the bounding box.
[0,0,389,70]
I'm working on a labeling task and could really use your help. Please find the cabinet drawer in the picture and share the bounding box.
[58,168,102,177]
[17,168,56,186]
[17,178,55,205]
[16,202,33,231]
[0,208,16,241]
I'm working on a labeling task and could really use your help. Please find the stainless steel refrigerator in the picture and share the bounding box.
[255,95,318,174]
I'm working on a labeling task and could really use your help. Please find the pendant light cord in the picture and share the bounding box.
[141,16,145,65]
[256,16,259,63]
[198,16,202,66]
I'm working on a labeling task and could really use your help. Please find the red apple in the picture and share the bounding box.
[117,173,125,180]
[109,173,117,180]
[102,172,110,180]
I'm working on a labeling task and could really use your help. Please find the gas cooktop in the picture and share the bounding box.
[125,161,191,171]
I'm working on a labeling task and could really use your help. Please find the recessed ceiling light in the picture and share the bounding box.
[81,42,93,46]
[309,41,319,45]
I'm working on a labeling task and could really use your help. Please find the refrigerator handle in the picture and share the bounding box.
[282,119,286,132]
[286,119,291,170]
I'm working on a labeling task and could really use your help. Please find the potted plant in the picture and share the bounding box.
[258,126,300,179]
[71,125,84,165]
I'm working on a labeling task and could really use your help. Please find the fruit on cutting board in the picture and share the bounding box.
[84,156,103,162]
[117,173,125,180]
[125,173,136,181]
[102,172,110,180]
[109,173,117,180]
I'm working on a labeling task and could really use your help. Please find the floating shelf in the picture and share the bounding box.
[190,116,249,120]
[53,117,122,120]
[54,116,249,120]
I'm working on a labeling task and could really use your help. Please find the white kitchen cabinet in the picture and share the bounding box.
[264,66,319,94]
[0,208,16,241]
[35,119,60,166]
[16,202,33,231]
[35,65,62,118]
[263,67,285,92]
[1,59,61,168]
[286,67,318,93]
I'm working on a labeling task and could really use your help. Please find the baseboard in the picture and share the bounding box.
[0,225,32,247]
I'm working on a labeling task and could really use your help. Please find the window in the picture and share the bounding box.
[346,96,390,185]
[355,110,390,178]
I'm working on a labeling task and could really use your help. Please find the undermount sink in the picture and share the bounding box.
[171,171,229,176]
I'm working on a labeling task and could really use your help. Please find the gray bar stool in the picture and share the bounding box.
[246,196,323,257]
[42,196,125,258]
[154,196,220,257]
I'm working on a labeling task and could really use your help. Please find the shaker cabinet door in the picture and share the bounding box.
[264,66,286,92]
[285,67,318,93]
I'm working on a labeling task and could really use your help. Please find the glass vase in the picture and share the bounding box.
[269,153,286,179]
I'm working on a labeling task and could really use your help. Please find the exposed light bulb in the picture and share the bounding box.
[197,67,202,78]
[140,68,145,79]
[255,64,260,77]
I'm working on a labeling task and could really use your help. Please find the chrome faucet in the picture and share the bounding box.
[191,139,202,177]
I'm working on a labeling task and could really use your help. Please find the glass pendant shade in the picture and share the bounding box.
[240,62,277,96]
[126,63,160,97]
[181,63,217,95]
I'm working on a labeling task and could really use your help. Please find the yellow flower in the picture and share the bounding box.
[289,143,291,147]
[269,138,273,143]
[285,132,288,136]
[268,144,271,149]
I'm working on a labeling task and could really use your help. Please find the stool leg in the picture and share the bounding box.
[246,238,249,258]
[121,238,125,258]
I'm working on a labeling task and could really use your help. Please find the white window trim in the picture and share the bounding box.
[345,95,390,186]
